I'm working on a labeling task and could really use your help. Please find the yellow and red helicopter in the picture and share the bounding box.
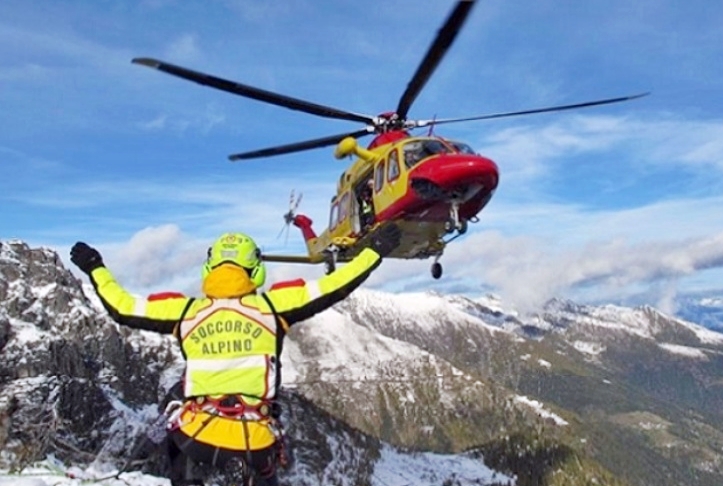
[132,0,646,279]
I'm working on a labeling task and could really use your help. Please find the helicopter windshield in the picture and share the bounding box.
[448,140,476,155]
[403,139,451,169]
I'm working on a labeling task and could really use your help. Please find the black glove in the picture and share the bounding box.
[70,242,104,274]
[369,223,402,258]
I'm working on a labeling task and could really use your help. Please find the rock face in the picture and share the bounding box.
[0,240,178,472]
[2,239,723,486]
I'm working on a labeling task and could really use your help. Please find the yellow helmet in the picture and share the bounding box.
[202,233,266,287]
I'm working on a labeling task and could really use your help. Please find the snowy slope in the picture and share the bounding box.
[0,449,514,486]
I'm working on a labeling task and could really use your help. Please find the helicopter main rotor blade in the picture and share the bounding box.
[132,57,375,124]
[228,129,372,161]
[396,0,477,120]
[413,92,650,128]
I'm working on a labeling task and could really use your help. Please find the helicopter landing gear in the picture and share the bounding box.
[431,255,443,279]
[444,219,455,234]
[431,262,443,279]
[445,200,467,234]
[458,219,468,235]
[323,245,339,275]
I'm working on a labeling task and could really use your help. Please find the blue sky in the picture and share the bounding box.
[1,0,722,313]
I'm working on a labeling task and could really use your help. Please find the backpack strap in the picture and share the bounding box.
[260,292,286,399]
[174,297,196,353]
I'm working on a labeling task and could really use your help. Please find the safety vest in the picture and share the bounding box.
[178,298,279,402]
[361,199,372,214]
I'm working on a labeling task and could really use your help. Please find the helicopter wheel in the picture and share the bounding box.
[444,219,456,234]
[458,219,468,235]
[431,262,443,279]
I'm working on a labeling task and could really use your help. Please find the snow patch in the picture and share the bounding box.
[572,340,606,356]
[0,454,170,485]
[373,444,514,486]
[658,343,707,359]
[513,395,568,426]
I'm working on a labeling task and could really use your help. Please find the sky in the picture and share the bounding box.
[1,0,722,313]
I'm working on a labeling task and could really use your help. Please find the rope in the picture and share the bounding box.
[286,375,475,386]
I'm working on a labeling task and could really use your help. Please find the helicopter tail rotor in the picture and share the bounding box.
[277,190,304,244]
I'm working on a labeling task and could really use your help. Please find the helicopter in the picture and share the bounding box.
[132,0,647,279]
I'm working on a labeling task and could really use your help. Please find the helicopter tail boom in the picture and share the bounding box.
[292,214,317,242]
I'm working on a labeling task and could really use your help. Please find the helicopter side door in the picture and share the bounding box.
[372,147,407,216]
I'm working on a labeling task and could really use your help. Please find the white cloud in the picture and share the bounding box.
[0,22,131,72]
[138,114,167,131]
[474,114,723,192]
[103,224,203,289]
[135,104,225,134]
[361,228,723,314]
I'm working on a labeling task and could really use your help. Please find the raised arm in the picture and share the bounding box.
[71,242,191,334]
[260,224,401,325]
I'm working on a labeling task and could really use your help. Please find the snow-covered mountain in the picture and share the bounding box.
[676,293,723,331]
[2,239,723,486]
[306,291,723,485]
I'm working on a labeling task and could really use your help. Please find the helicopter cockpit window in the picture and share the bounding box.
[449,141,476,154]
[374,161,385,192]
[403,139,451,169]
[387,150,400,182]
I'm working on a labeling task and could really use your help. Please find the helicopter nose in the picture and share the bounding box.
[409,154,499,199]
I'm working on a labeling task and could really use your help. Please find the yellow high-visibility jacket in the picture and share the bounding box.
[85,247,382,450]
[90,248,381,398]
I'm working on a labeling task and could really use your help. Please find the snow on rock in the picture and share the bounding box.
[0,448,517,486]
[282,306,479,408]
[0,464,169,486]
[572,340,606,356]
[341,288,512,335]
[513,395,569,426]
[537,359,551,368]
[673,318,723,345]
[372,445,515,486]
[284,307,416,382]
[658,343,708,359]
[81,283,106,313]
